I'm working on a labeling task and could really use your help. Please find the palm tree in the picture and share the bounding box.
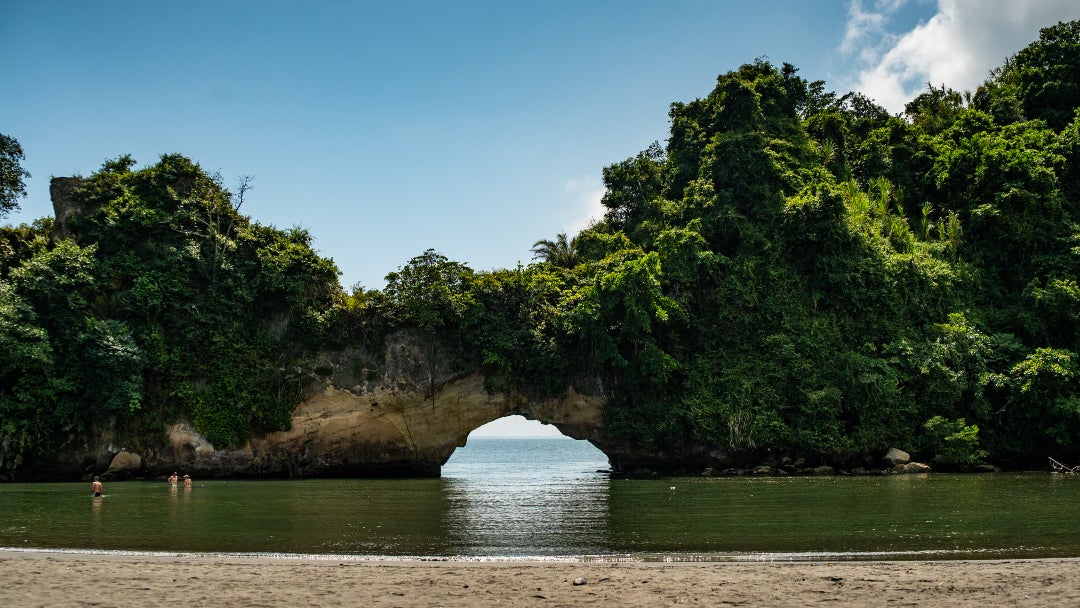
[531,233,579,268]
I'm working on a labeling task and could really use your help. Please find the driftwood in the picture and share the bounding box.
[1049,457,1080,473]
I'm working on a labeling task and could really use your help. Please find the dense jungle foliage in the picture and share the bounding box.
[2,22,1079,476]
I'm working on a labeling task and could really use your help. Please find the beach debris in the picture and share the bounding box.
[1049,457,1080,473]
[572,577,587,586]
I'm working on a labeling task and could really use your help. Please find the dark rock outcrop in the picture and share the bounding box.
[49,176,85,241]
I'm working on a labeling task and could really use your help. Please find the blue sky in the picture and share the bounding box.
[3,1,1078,435]
[5,0,1073,293]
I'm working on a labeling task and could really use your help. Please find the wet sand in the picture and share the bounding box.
[2,550,1077,607]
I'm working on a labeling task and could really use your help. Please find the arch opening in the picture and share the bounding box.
[469,415,565,438]
[439,416,612,556]
[442,415,610,478]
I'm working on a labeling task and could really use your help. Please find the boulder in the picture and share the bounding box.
[106,450,142,475]
[884,448,911,466]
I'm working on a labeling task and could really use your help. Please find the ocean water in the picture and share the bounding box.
[2,436,1080,561]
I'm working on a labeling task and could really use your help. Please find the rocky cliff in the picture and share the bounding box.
[44,329,609,481]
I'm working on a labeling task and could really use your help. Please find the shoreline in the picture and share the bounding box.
[0,545,1070,562]
[3,550,1077,607]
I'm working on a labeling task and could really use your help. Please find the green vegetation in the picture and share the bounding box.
[1,155,340,473]
[0,133,30,219]
[3,22,1080,476]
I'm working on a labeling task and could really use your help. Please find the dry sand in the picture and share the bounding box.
[2,550,1077,607]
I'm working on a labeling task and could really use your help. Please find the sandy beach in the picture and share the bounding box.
[1,551,1077,607]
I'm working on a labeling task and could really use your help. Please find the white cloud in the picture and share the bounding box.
[840,0,905,59]
[844,0,1080,113]
[563,175,606,236]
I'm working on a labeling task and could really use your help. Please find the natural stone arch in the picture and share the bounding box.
[243,372,610,478]
[74,331,616,480]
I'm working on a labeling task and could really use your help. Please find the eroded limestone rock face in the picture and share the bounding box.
[49,176,85,241]
[152,326,608,479]
[156,373,606,478]
[23,327,610,480]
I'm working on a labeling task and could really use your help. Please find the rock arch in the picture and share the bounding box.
[276,373,608,476]
[65,330,615,480]
[155,372,609,479]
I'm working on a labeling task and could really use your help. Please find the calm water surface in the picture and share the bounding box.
[2,437,1079,561]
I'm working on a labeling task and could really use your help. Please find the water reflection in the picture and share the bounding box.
[3,462,1080,559]
[604,473,1080,559]
[440,437,613,556]
[88,494,103,548]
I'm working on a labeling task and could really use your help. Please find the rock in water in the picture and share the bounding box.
[884,447,911,466]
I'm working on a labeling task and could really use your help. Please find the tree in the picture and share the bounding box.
[383,249,474,409]
[0,134,30,218]
[383,249,473,334]
[1012,20,1080,131]
[531,233,579,268]
[601,141,666,235]
[905,84,966,135]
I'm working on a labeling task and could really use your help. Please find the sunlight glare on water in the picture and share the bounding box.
[440,436,612,557]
